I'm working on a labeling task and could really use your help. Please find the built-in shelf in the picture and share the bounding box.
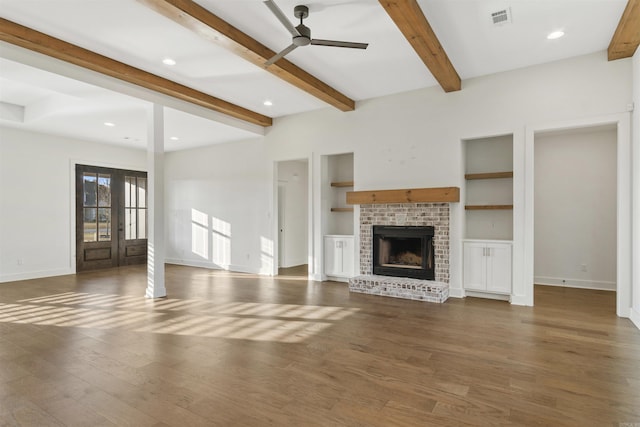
[331,181,354,187]
[331,181,354,212]
[465,205,514,210]
[465,172,513,180]
[464,135,514,241]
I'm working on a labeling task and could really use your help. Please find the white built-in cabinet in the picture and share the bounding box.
[323,153,355,281]
[463,240,512,294]
[463,135,514,298]
[324,235,355,279]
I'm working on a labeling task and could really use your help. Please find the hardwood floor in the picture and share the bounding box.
[278,264,308,277]
[1,265,639,426]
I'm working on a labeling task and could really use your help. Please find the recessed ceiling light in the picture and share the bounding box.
[104,122,115,127]
[162,58,177,66]
[263,100,273,107]
[547,30,565,40]
[170,136,179,141]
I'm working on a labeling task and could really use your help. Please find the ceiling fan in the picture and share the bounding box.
[263,0,369,66]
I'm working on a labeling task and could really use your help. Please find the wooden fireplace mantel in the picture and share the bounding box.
[346,187,460,205]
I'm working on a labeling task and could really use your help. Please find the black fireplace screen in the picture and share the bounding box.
[373,225,435,280]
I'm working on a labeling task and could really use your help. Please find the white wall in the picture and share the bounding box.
[0,127,146,282]
[264,51,632,299]
[277,160,308,268]
[162,52,632,301]
[534,127,617,290]
[164,138,273,274]
[632,48,640,328]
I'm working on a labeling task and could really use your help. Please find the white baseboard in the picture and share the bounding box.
[165,259,262,275]
[165,258,220,270]
[230,264,263,275]
[281,259,307,269]
[448,287,465,298]
[534,276,615,291]
[325,276,349,283]
[0,267,74,283]
[630,308,640,331]
[510,294,532,306]
[465,290,510,301]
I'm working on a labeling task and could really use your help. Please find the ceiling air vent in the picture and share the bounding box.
[491,8,512,25]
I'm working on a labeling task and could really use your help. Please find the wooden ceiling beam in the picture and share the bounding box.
[138,0,356,111]
[0,18,272,127]
[608,0,640,60]
[379,0,461,92]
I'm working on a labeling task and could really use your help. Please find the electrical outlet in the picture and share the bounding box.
[580,264,587,272]
[17,258,24,265]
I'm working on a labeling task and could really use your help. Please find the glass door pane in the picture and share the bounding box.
[98,208,111,241]
[124,176,148,240]
[98,174,111,206]
[83,208,97,242]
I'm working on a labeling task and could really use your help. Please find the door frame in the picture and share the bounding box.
[70,160,146,273]
[523,113,631,317]
[75,164,148,271]
[273,157,312,276]
[76,164,119,271]
[277,182,286,268]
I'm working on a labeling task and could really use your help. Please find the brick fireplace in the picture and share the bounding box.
[359,203,450,283]
[346,187,457,303]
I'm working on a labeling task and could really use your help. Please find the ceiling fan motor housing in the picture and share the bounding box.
[294,24,311,46]
[293,6,311,46]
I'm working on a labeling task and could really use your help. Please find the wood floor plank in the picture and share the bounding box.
[0,394,65,427]
[0,265,638,426]
[4,375,116,427]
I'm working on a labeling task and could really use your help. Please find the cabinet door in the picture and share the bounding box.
[341,237,355,277]
[325,236,355,278]
[324,237,339,276]
[463,242,487,291]
[486,243,512,293]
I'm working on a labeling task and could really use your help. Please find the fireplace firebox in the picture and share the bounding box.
[372,225,435,280]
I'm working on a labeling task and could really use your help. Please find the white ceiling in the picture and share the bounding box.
[0,0,629,151]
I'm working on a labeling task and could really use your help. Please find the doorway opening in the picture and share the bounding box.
[276,159,309,277]
[533,124,617,311]
[76,164,148,272]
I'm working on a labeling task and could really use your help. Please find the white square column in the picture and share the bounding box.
[145,103,167,299]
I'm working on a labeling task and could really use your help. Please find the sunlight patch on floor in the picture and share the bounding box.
[2,292,360,343]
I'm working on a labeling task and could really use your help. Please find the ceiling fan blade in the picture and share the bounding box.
[311,39,369,49]
[265,43,298,66]
[263,0,300,37]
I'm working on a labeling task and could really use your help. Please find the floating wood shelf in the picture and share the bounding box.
[347,187,459,205]
[465,205,513,210]
[331,207,354,212]
[331,181,354,187]
[465,172,513,180]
